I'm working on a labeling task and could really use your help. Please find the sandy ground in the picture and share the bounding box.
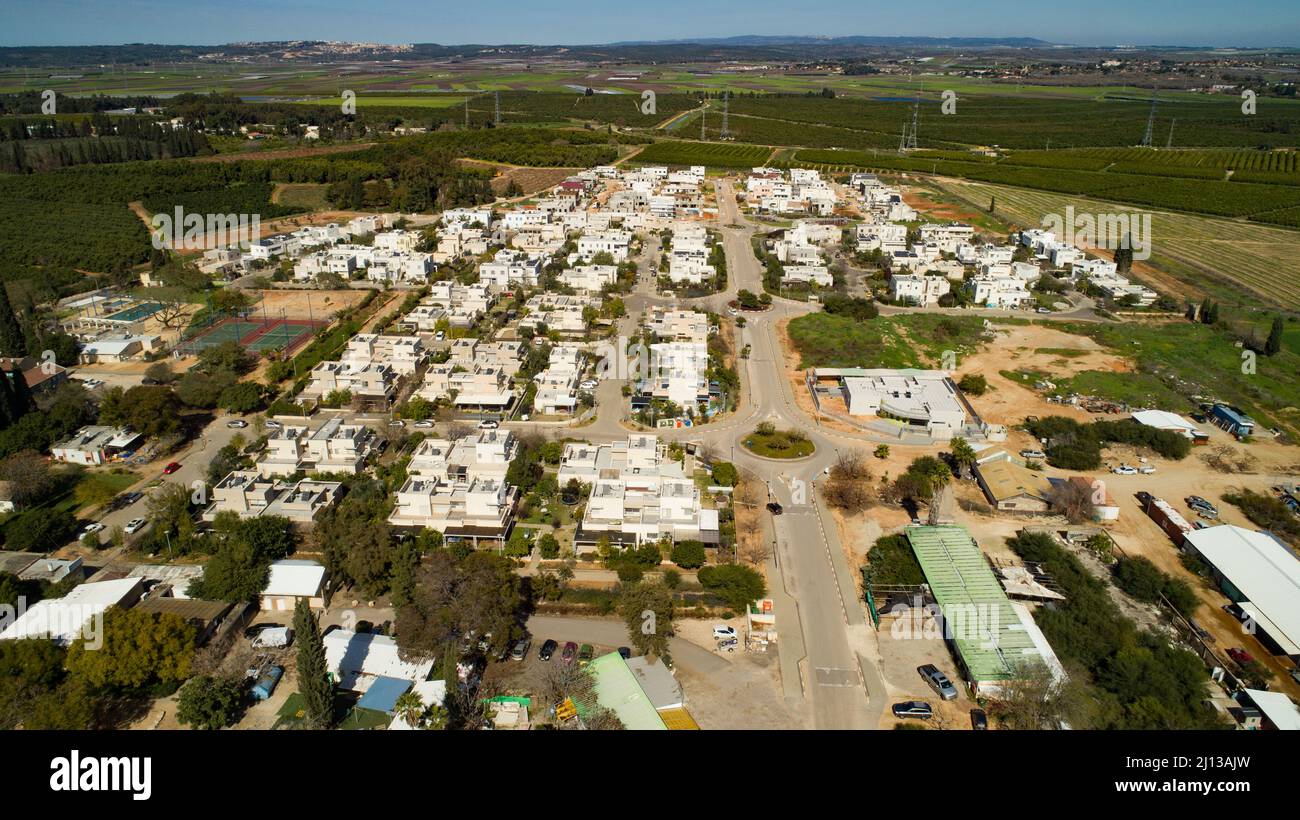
[252,287,371,321]
[958,323,1130,428]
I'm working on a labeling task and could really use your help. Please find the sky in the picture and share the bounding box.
[2,0,1298,48]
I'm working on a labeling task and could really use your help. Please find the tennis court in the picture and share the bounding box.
[179,320,264,353]
[245,321,318,352]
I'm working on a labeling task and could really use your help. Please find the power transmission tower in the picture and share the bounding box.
[720,90,731,139]
[1166,118,1176,149]
[464,98,469,128]
[494,91,501,126]
[700,107,706,140]
[1141,89,1159,147]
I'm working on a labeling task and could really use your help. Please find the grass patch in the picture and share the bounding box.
[787,313,989,369]
[741,426,815,459]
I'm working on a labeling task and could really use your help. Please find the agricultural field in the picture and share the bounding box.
[632,139,773,168]
[924,177,1300,313]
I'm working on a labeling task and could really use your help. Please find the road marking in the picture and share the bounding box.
[814,667,859,687]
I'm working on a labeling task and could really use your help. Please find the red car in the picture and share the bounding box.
[1227,647,1255,666]
[162,462,182,475]
[561,641,579,665]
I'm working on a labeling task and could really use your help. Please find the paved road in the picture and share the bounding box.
[526,614,729,677]
[69,413,251,561]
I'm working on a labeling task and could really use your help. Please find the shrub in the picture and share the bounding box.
[670,539,707,569]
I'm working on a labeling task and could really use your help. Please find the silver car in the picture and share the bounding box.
[918,664,959,701]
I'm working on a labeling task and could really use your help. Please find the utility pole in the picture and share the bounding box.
[1141,89,1159,147]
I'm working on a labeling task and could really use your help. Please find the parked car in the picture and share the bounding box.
[414,420,434,429]
[617,646,632,659]
[538,639,558,661]
[389,419,405,428]
[1019,450,1046,460]
[510,638,530,661]
[766,501,783,515]
[79,523,105,537]
[1138,465,1157,474]
[162,461,182,475]
[970,708,989,730]
[478,419,499,430]
[251,627,293,649]
[918,664,959,701]
[1111,465,1138,475]
[580,380,598,390]
[1227,647,1255,666]
[124,517,147,534]
[226,419,249,428]
[717,637,738,652]
[561,641,578,664]
[578,644,594,667]
[265,419,283,429]
[892,701,933,720]
[712,625,737,640]
[243,623,276,640]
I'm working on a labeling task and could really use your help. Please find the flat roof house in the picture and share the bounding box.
[50,426,144,466]
[259,559,328,612]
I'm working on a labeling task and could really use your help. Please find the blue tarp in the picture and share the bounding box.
[356,676,412,714]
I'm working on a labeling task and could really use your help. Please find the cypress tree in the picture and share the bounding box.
[293,598,334,728]
[0,286,26,358]
[1265,317,1284,357]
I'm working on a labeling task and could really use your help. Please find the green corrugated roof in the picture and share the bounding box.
[905,525,1043,683]
[584,653,667,730]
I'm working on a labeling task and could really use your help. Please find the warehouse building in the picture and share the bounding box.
[904,525,1064,696]
[1183,525,1300,660]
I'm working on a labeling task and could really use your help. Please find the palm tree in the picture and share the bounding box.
[394,690,426,729]
[949,437,977,478]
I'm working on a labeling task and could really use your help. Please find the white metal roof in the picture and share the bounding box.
[261,559,326,598]
[0,578,141,644]
[324,629,435,691]
[1131,409,1204,436]
[1184,525,1300,653]
[1244,689,1300,730]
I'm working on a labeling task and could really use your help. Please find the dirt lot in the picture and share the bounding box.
[875,608,978,730]
[253,288,371,321]
[958,323,1130,428]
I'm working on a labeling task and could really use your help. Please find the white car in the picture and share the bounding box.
[226,419,249,428]
[80,523,105,537]
[1138,465,1157,474]
[478,420,499,430]
[712,625,737,640]
[580,380,598,390]
[414,420,434,429]
[1019,450,1046,460]
[265,419,283,429]
[124,518,148,534]
[1111,465,1138,475]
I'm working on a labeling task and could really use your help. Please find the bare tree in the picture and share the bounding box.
[823,449,873,512]
[1047,480,1096,524]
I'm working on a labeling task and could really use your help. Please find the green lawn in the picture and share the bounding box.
[742,428,815,459]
